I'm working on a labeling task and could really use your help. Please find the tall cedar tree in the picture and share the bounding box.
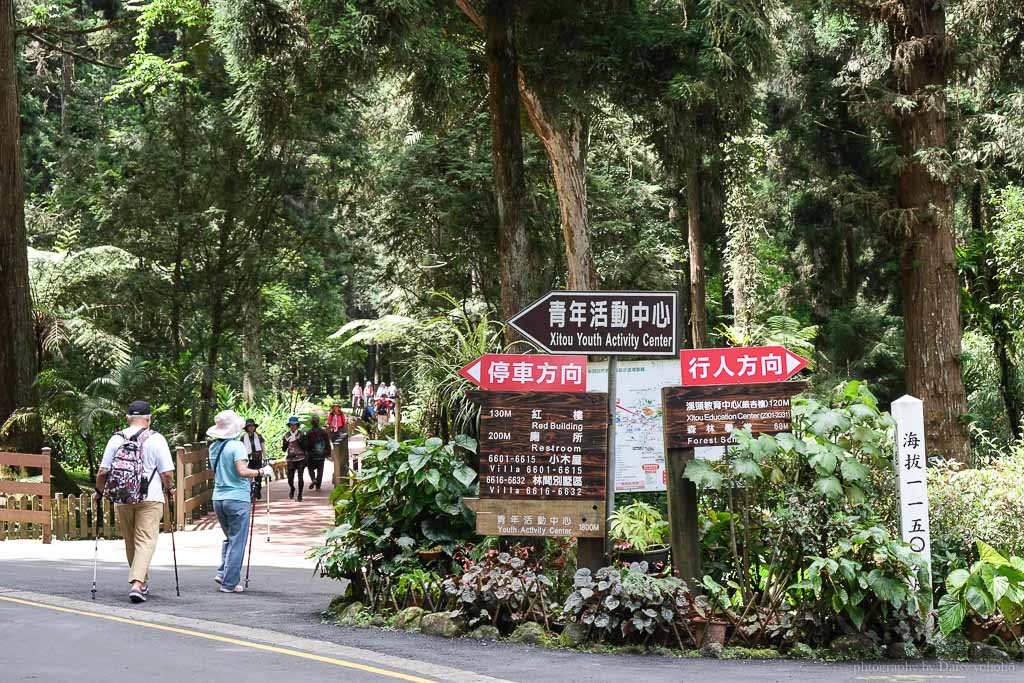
[0,1,40,451]
[887,0,971,462]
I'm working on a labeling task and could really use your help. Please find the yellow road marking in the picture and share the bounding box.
[0,595,436,683]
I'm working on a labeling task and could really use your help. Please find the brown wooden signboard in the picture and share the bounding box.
[662,381,807,449]
[468,390,608,501]
[464,499,605,538]
[466,390,608,538]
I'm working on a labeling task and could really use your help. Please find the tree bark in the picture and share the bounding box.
[239,249,263,404]
[484,0,531,325]
[519,89,595,290]
[970,182,1022,439]
[889,0,970,463]
[457,0,596,291]
[0,2,42,451]
[687,160,709,348]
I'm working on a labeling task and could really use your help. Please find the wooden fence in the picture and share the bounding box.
[175,442,213,530]
[0,450,52,543]
[3,437,356,541]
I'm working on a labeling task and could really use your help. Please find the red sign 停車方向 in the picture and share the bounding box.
[679,346,808,386]
[458,354,588,392]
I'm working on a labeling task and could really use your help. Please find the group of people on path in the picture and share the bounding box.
[351,380,399,429]
[94,399,347,603]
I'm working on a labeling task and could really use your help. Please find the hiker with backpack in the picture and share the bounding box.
[241,418,267,500]
[94,400,175,604]
[282,416,306,501]
[304,415,332,492]
[207,410,274,594]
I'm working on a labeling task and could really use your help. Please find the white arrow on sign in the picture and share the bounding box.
[785,351,802,375]
[464,359,482,384]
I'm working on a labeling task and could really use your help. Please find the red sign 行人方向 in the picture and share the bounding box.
[458,354,588,392]
[679,346,808,386]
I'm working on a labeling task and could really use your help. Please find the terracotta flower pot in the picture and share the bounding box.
[704,619,728,647]
[417,548,445,563]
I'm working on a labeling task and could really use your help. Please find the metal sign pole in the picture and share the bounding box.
[605,356,617,557]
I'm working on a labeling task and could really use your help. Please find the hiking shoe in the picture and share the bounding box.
[129,588,146,603]
[219,585,244,594]
[214,575,223,585]
[289,488,294,500]
[297,494,303,502]
[141,583,150,596]
[308,483,315,490]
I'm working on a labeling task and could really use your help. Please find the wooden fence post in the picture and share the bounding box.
[665,446,700,587]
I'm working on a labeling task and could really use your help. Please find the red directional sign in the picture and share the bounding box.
[458,354,588,392]
[679,346,809,386]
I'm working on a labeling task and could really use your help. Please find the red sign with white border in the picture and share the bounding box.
[459,354,588,392]
[679,346,809,386]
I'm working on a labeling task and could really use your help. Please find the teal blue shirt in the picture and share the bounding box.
[211,439,251,502]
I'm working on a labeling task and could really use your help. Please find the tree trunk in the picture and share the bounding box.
[484,0,531,325]
[0,3,42,452]
[970,182,1022,439]
[456,0,596,292]
[520,91,595,290]
[687,160,709,348]
[240,255,263,404]
[889,0,970,463]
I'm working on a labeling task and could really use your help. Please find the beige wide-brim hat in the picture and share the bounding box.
[206,409,245,440]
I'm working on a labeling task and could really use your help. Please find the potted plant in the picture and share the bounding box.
[417,545,446,563]
[608,501,670,568]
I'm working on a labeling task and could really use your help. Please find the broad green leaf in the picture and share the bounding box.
[683,459,724,489]
[453,434,478,453]
[814,476,843,499]
[425,437,444,452]
[774,432,801,452]
[453,465,478,488]
[840,458,870,482]
[937,593,966,636]
[945,569,970,595]
[844,485,866,504]
[408,447,430,473]
[731,457,763,480]
[425,468,441,488]
[965,582,995,616]
[810,408,851,435]
[977,540,1009,568]
[809,450,837,475]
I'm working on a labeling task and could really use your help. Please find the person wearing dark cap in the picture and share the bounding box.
[303,415,331,492]
[241,418,267,499]
[282,416,306,501]
[94,400,174,604]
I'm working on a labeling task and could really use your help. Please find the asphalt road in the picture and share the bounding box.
[4,555,1024,683]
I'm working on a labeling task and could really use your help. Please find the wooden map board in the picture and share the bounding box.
[662,381,807,449]
[466,390,608,538]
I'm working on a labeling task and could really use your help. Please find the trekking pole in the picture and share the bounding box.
[91,495,100,600]
[166,490,181,597]
[243,486,257,589]
[265,471,271,543]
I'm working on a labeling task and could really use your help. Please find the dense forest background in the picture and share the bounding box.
[2,0,1023,488]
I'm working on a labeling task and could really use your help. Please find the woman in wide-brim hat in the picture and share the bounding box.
[208,410,272,593]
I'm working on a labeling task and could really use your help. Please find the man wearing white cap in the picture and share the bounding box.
[207,410,273,593]
[95,399,174,604]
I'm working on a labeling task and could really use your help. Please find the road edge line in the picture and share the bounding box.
[0,587,512,683]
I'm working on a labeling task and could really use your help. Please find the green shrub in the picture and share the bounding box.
[790,525,930,647]
[928,449,1024,565]
[937,540,1024,637]
[442,549,553,632]
[310,436,478,581]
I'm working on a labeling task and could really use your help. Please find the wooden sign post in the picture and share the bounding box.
[662,381,807,585]
[466,391,609,553]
